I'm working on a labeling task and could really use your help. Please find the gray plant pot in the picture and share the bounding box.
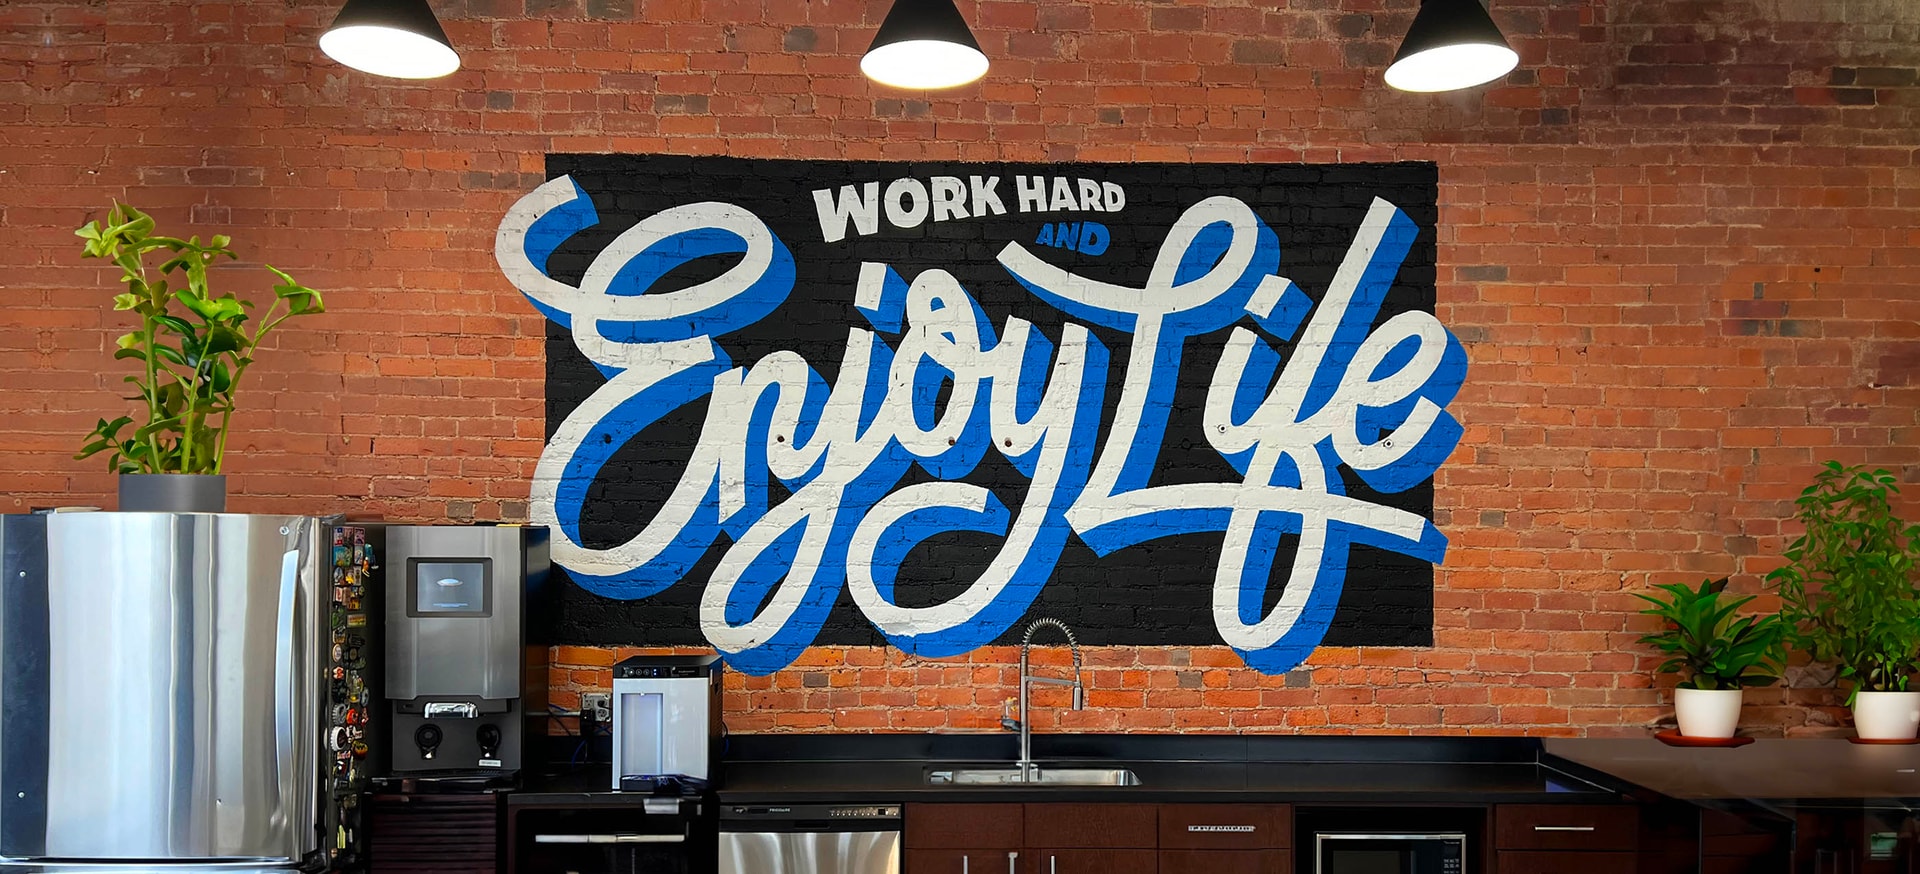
[118,474,227,513]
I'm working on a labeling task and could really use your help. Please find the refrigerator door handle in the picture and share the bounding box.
[274,524,306,788]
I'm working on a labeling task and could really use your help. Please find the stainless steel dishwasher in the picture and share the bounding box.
[718,803,903,874]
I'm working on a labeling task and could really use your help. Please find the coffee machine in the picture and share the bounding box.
[611,654,723,791]
[381,525,550,780]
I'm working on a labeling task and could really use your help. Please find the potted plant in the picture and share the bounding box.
[1767,462,1920,740]
[1635,578,1788,738]
[73,203,324,512]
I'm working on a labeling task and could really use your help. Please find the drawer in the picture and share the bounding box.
[907,803,1024,849]
[908,849,1024,874]
[1021,848,1156,874]
[1023,804,1158,849]
[1497,850,1637,874]
[1160,804,1292,850]
[1161,849,1291,874]
[1494,805,1638,851]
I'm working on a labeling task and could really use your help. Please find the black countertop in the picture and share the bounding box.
[667,734,1630,804]
[518,733,1914,810]
[711,757,1619,804]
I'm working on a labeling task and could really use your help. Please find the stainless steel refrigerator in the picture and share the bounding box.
[0,512,360,873]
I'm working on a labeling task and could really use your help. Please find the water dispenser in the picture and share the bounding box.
[610,654,722,791]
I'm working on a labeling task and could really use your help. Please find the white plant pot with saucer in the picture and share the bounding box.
[1851,690,1920,741]
[1673,687,1744,739]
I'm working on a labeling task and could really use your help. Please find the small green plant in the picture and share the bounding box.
[1635,578,1788,690]
[73,203,324,475]
[1767,462,1920,698]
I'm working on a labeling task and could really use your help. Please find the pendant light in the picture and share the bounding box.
[1384,0,1518,93]
[320,0,461,80]
[861,0,989,90]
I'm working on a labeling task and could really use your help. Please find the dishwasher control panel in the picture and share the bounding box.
[724,804,901,820]
[827,806,899,818]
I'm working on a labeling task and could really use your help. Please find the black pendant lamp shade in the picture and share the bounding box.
[861,0,989,89]
[320,0,461,80]
[1384,0,1518,93]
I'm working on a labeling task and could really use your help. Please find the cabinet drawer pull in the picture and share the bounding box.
[1007,851,1018,874]
[1533,825,1597,832]
[963,857,968,874]
[1049,855,1056,874]
[1188,825,1257,833]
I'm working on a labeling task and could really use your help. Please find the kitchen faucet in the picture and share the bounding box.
[1001,617,1085,781]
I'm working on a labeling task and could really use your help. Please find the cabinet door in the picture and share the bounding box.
[1160,804,1292,850]
[1161,849,1290,874]
[907,803,1025,849]
[1021,848,1157,874]
[908,849,1024,874]
[1022,804,1158,849]
[1494,805,1638,851]
[1497,850,1636,874]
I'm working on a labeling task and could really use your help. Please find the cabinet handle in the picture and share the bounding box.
[1533,825,1597,832]
[1049,855,1056,874]
[1187,825,1258,833]
[1007,851,1018,874]
[963,857,968,874]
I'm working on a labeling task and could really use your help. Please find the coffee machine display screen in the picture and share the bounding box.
[409,559,492,616]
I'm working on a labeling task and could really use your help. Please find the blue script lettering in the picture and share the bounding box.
[496,176,1466,675]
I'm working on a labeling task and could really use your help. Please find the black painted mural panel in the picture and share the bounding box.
[494,155,1461,675]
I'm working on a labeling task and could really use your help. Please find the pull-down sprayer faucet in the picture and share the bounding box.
[1001,617,1085,781]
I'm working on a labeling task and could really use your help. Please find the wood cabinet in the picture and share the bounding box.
[1495,850,1634,874]
[906,849,1025,874]
[1020,848,1158,874]
[371,793,500,874]
[1493,804,1638,874]
[1160,850,1290,874]
[907,804,1024,874]
[1019,804,1155,874]
[906,801,1724,874]
[1160,804,1292,851]
[906,803,1290,874]
[1024,804,1157,848]
[1495,804,1638,851]
[1161,804,1292,874]
[892,798,1903,874]
[907,803,1024,849]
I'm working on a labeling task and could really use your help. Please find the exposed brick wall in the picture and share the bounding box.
[4,0,1918,737]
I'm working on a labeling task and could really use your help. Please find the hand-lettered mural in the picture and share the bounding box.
[495,156,1464,676]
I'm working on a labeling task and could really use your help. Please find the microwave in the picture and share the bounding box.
[1314,832,1466,874]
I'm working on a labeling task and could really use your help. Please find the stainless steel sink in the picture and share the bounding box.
[925,767,1143,786]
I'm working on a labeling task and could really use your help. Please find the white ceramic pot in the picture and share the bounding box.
[1851,690,1920,741]
[1674,687,1744,738]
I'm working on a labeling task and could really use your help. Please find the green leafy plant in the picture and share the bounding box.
[1767,462,1920,698]
[1635,578,1788,690]
[72,203,324,475]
